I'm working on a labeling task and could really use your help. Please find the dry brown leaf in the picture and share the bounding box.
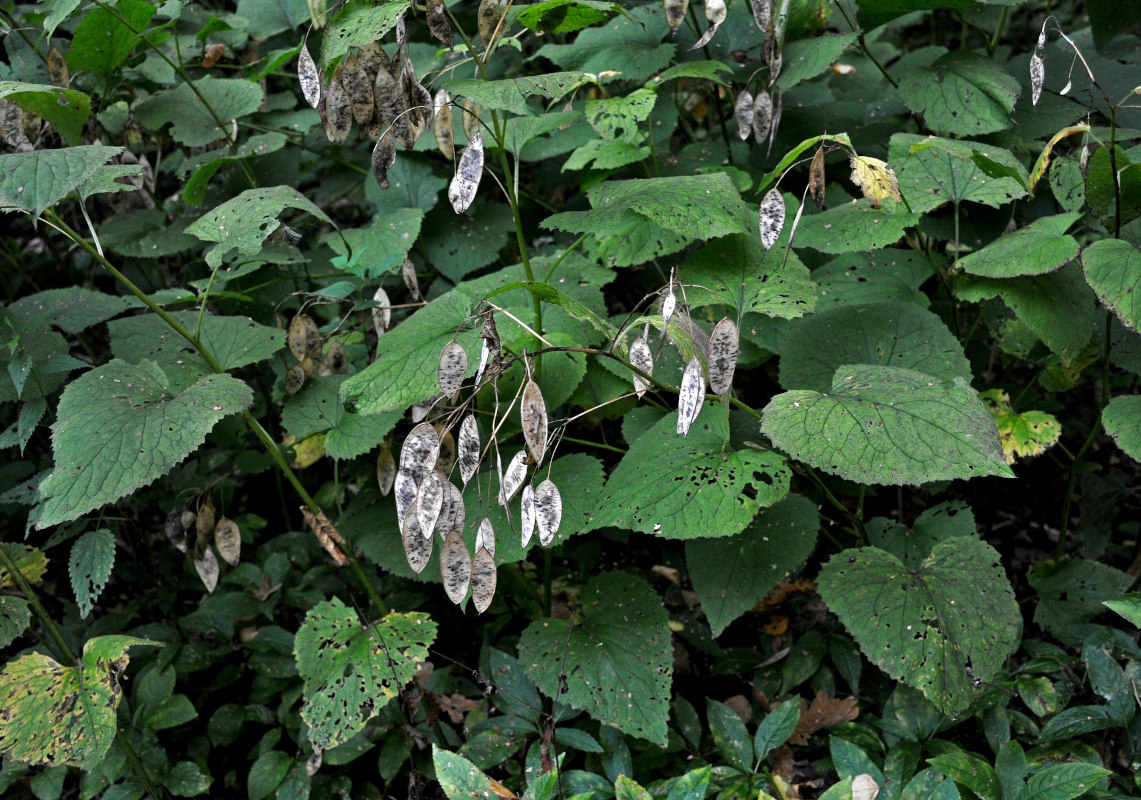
[435,693,478,724]
[651,564,680,583]
[300,506,348,566]
[201,42,226,69]
[789,691,859,745]
[488,778,518,799]
[48,46,70,89]
[809,146,826,210]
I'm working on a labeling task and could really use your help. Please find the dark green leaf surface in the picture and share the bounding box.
[1028,558,1132,642]
[0,596,30,650]
[1103,395,1141,461]
[891,134,1028,213]
[812,251,933,309]
[0,82,92,146]
[957,213,1080,278]
[793,200,921,254]
[0,146,120,219]
[899,51,1020,136]
[683,233,817,320]
[687,494,819,636]
[707,700,752,770]
[68,529,114,620]
[517,573,672,745]
[37,360,253,528]
[586,173,750,239]
[432,746,494,800]
[818,537,1019,715]
[775,33,858,91]
[135,77,264,148]
[1023,762,1111,800]
[866,501,976,570]
[422,203,515,282]
[517,0,620,33]
[445,72,594,117]
[321,0,410,67]
[589,408,791,538]
[762,365,1011,485]
[65,0,154,74]
[537,6,675,84]
[282,377,401,461]
[754,701,800,763]
[1081,239,1141,333]
[8,288,131,334]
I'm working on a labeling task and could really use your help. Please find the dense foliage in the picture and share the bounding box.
[1,0,1140,797]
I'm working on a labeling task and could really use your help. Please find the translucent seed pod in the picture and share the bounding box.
[48,46,69,90]
[374,67,414,149]
[285,364,307,394]
[371,286,391,338]
[497,450,528,506]
[436,428,456,473]
[470,547,497,613]
[462,97,481,140]
[691,0,726,50]
[1030,54,1044,106]
[400,422,441,484]
[402,499,432,573]
[758,188,786,250]
[734,90,754,141]
[214,516,241,566]
[325,340,347,374]
[416,469,445,540]
[664,0,689,35]
[435,478,465,539]
[440,529,471,604]
[520,378,548,466]
[193,547,219,593]
[288,314,321,361]
[520,484,536,548]
[426,0,453,48]
[629,330,654,398]
[394,467,418,529]
[376,446,396,495]
[677,356,705,437]
[708,317,740,396]
[534,479,562,546]
[477,0,504,50]
[340,52,375,126]
[371,128,396,189]
[438,340,467,399]
[751,0,771,36]
[323,68,352,143]
[434,89,455,160]
[476,517,496,559]
[449,129,484,213]
[809,145,826,210]
[752,90,772,146]
[458,415,480,485]
[298,43,321,108]
[165,510,188,553]
[402,256,421,300]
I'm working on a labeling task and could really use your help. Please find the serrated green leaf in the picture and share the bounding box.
[775,33,858,92]
[0,544,49,588]
[812,251,933,309]
[0,146,121,220]
[421,202,514,282]
[899,50,1020,136]
[792,200,920,254]
[0,82,92,146]
[819,537,1018,715]
[1023,762,1110,800]
[0,596,30,650]
[180,132,290,206]
[855,0,975,29]
[1027,558,1132,644]
[666,765,712,800]
[66,0,154,74]
[763,365,1012,485]
[432,746,495,800]
[8,288,131,334]
[780,301,971,392]
[517,0,620,33]
[236,0,309,38]
[707,700,753,770]
[1103,593,1141,628]
[564,138,651,172]
[957,213,1080,278]
[589,408,790,538]
[652,61,733,85]
[517,573,672,745]
[537,6,675,84]
[683,232,817,319]
[1085,147,1141,230]
[294,599,436,749]
[890,134,1029,213]
[1081,239,1141,333]
[321,0,410,68]
[687,494,818,636]
[586,88,656,140]
[445,72,594,117]
[69,529,115,620]
[867,501,976,570]
[185,186,333,268]
[332,208,424,278]
[37,360,253,528]
[282,376,402,461]
[543,207,690,267]
[135,77,265,148]
[0,635,157,769]
[927,751,996,799]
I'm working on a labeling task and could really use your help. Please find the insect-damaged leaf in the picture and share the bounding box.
[758,188,785,250]
[471,547,497,613]
[440,529,471,604]
[849,155,901,208]
[497,450,528,506]
[520,484,537,547]
[438,340,467,398]
[294,599,435,749]
[707,318,739,396]
[521,379,548,466]
[0,635,158,769]
[734,90,753,141]
[818,537,1019,716]
[518,572,672,744]
[534,479,562,546]
[402,498,433,572]
[458,415,481,486]
[449,129,484,214]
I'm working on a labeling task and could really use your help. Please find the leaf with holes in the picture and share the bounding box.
[818,537,1018,715]
[68,529,115,620]
[683,233,816,320]
[135,77,264,148]
[0,145,120,220]
[890,134,1028,214]
[321,0,411,67]
[899,51,1020,137]
[590,408,790,538]
[793,200,921,254]
[0,597,30,650]
[762,365,1012,486]
[980,390,1062,465]
[294,599,435,749]
[446,72,594,118]
[849,156,901,208]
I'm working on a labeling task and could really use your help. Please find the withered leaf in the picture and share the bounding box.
[677,356,705,437]
[534,479,562,546]
[298,43,321,108]
[520,378,548,466]
[376,446,396,495]
[849,155,901,208]
[470,546,497,613]
[438,341,467,398]
[708,317,739,396]
[214,516,241,566]
[300,506,348,566]
[201,42,226,69]
[440,529,471,603]
[789,691,859,745]
[458,415,480,485]
[809,145,826,210]
[449,129,484,214]
[758,187,785,249]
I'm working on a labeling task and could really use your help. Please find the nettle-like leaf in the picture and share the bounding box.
[65,0,153,75]
[1103,395,1141,462]
[322,2,409,66]
[812,251,934,309]
[0,146,121,220]
[818,537,1018,716]
[517,572,672,745]
[37,360,254,529]
[185,186,333,268]
[762,365,1012,486]
[956,213,1080,278]
[135,77,264,148]
[792,199,921,254]
[282,377,403,461]
[8,287,131,335]
[69,529,115,620]
[0,82,92,146]
[899,50,1020,136]
[537,5,675,84]
[0,544,48,589]
[517,0,621,33]
[0,635,158,769]
[780,301,971,392]
[866,500,976,571]
[589,408,790,538]
[445,72,594,117]
[1028,558,1132,644]
[890,134,1029,213]
[433,745,495,800]
[774,32,858,91]
[0,596,30,650]
[687,494,819,636]
[294,598,436,750]
[586,88,656,140]
[1081,239,1141,333]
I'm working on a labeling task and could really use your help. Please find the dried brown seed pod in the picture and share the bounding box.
[193,547,219,592]
[214,516,241,566]
[323,68,353,143]
[751,0,771,36]
[809,145,826,210]
[449,129,484,213]
[400,55,433,140]
[665,0,689,35]
[691,0,726,50]
[520,378,548,466]
[402,498,432,573]
[339,52,376,126]
[426,0,453,48]
[371,128,396,190]
[298,43,322,108]
[440,529,471,603]
[752,91,772,146]
[300,506,348,565]
[534,479,562,546]
[1030,54,1045,106]
[436,428,457,473]
[477,0,504,50]
[48,46,69,89]
[497,450,528,506]
[708,317,739,396]
[475,311,501,386]
[374,67,414,149]
[476,517,496,559]
[202,42,226,69]
[435,477,465,537]
[433,89,455,160]
[288,314,321,360]
[376,446,396,495]
[438,341,468,398]
[520,484,536,548]
[458,415,480,485]
[758,188,786,250]
[734,90,754,141]
[285,364,307,394]
[356,40,390,80]
[326,340,347,374]
[195,501,215,559]
[470,546,496,613]
[0,99,28,148]
[402,256,421,300]
[677,356,705,437]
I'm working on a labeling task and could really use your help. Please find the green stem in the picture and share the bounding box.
[558,435,625,453]
[987,7,1009,57]
[834,0,898,88]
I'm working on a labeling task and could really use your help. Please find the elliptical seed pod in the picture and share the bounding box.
[478,0,504,51]
[297,43,321,108]
[449,129,484,213]
[520,378,548,466]
[708,317,739,396]
[288,314,321,360]
[758,188,786,250]
[677,356,705,437]
[665,0,689,35]
[433,89,455,160]
[426,0,453,48]
[440,529,471,603]
[374,67,414,149]
[339,51,375,126]
[323,67,352,143]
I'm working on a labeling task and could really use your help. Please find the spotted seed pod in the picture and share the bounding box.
[325,340,347,374]
[758,188,786,250]
[476,517,496,559]
[751,0,770,36]
[767,92,782,154]
[195,501,215,559]
[402,256,421,300]
[809,145,826,210]
[475,311,501,387]
[763,13,782,79]
[339,52,375,126]
[376,446,396,495]
[534,479,562,546]
[520,378,548,466]
[449,129,483,213]
[165,510,188,553]
[691,0,726,50]
[1030,54,1044,106]
[661,282,677,334]
[734,90,754,141]
[48,46,69,90]
[356,40,390,80]
[752,90,772,146]
[416,469,445,539]
[214,515,241,566]
[786,187,806,245]
[458,415,480,485]
[497,450,528,506]
[461,98,481,141]
[323,68,353,143]
[374,67,414,149]
[402,498,432,573]
[440,529,471,603]
[401,422,441,484]
[708,317,739,396]
[433,89,455,160]
[426,0,453,48]
[181,510,197,532]
[664,0,689,35]
[520,484,536,548]
[677,356,705,437]
[438,341,467,399]
[288,314,321,360]
[0,99,28,148]
[194,547,219,592]
[285,364,307,394]
[629,330,654,398]
[435,477,465,538]
[436,428,456,473]
[371,286,392,336]
[470,546,496,613]
[400,56,434,141]
[301,356,315,376]
[394,467,418,528]
[411,398,433,423]
[478,0,504,50]
[298,43,321,108]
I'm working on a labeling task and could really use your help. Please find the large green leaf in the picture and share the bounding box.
[281,377,402,461]
[8,288,131,334]
[320,0,410,68]
[66,0,154,74]
[444,72,594,117]
[37,360,253,528]
[69,529,115,620]
[682,233,817,320]
[517,0,621,33]
[890,134,1029,213]
[792,200,921,254]
[1103,395,1141,462]
[957,213,1080,278]
[333,208,424,278]
[0,597,30,650]
[0,82,92,146]
[812,251,933,309]
[761,365,1012,486]
[780,301,971,392]
[544,207,690,267]
[433,746,495,800]
[1085,147,1141,230]
[686,494,819,636]
[775,33,858,92]
[135,77,265,148]
[585,173,750,240]
[856,0,975,30]
[536,6,675,84]
[818,537,1019,715]
[0,636,157,769]
[294,599,436,749]
[1081,239,1141,333]
[589,408,790,538]
[899,50,1020,136]
[517,573,672,745]
[956,263,1097,361]
[1027,558,1132,644]
[866,501,977,570]
[421,203,515,282]
[0,146,121,220]
[185,186,333,268]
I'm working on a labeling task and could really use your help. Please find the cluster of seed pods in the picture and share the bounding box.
[164,496,243,593]
[728,0,785,155]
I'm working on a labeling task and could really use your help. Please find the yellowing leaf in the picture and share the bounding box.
[0,544,48,589]
[285,433,326,468]
[980,389,1062,465]
[849,155,901,208]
